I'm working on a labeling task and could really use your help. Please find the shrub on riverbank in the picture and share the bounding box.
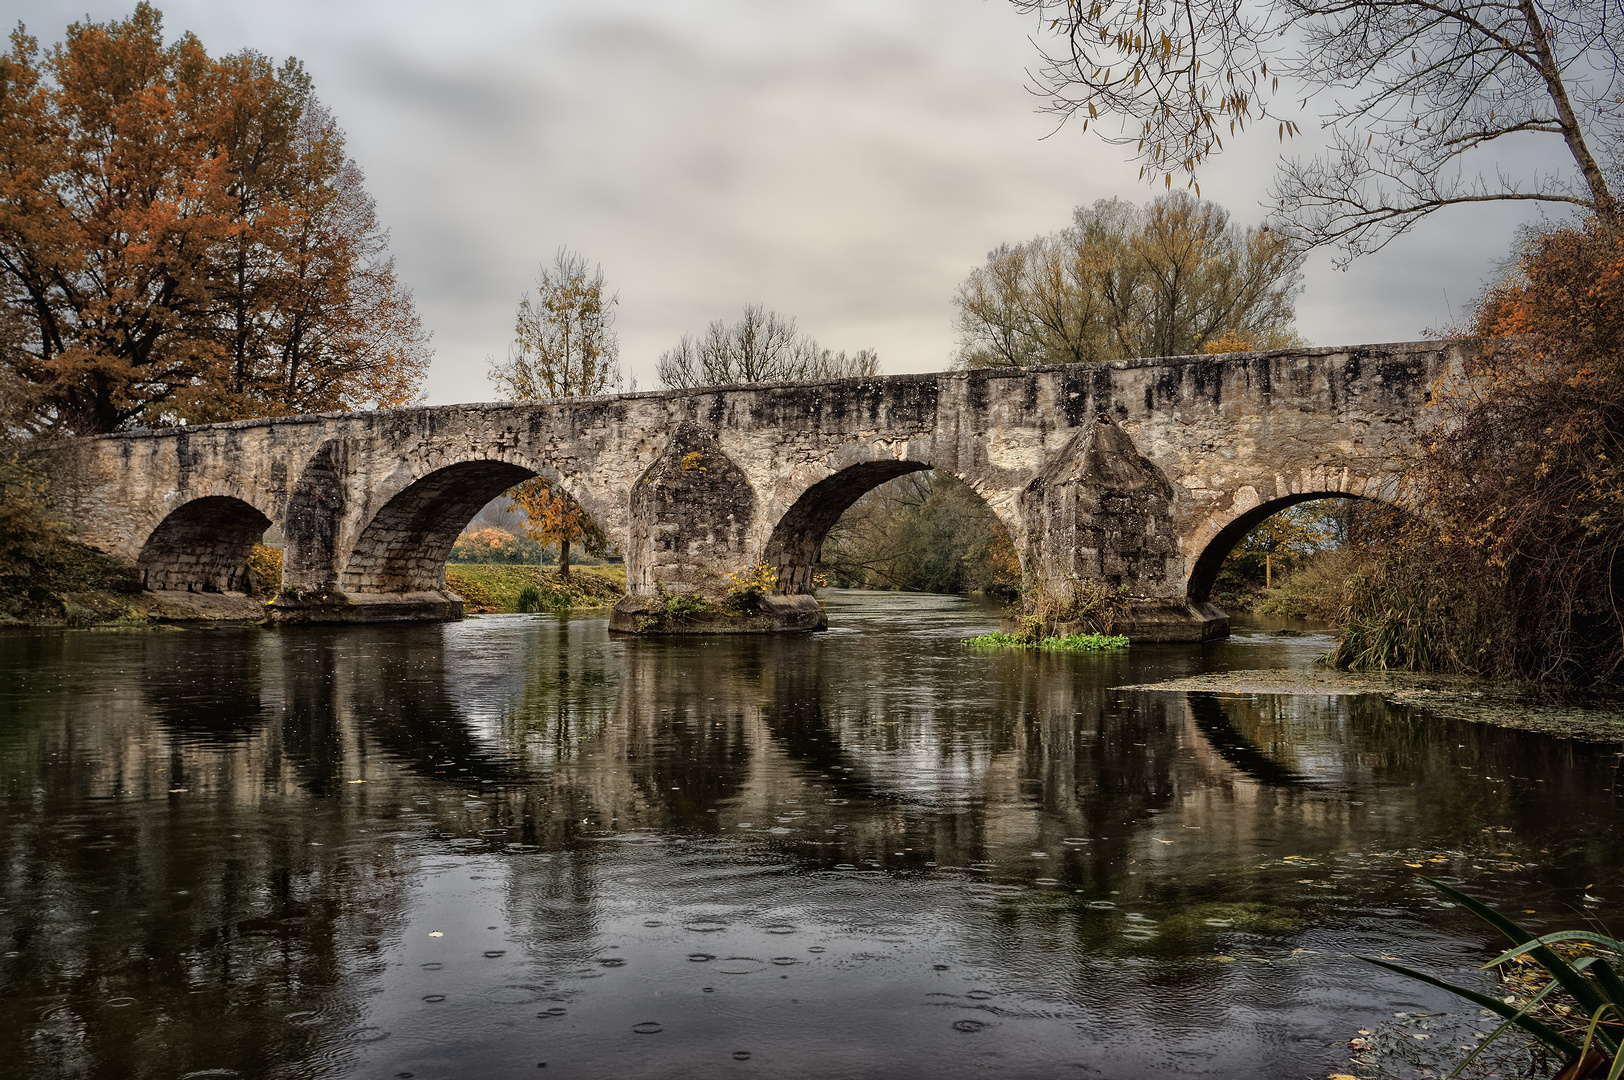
[247,544,283,598]
[0,454,143,623]
[444,563,624,613]
[1248,548,1362,622]
[1328,222,1624,682]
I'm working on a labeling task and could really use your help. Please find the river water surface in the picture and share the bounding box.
[1,591,1620,1079]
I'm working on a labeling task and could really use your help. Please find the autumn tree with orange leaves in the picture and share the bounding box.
[504,479,607,581]
[0,5,429,435]
[1330,220,1624,681]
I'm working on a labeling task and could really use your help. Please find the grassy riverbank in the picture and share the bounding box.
[0,541,625,626]
[445,562,625,613]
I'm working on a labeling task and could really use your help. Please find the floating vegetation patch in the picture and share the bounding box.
[1112,668,1624,742]
[963,631,1129,652]
[1148,901,1303,938]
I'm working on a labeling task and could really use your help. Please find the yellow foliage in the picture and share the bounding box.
[1201,329,1256,353]
[246,544,284,598]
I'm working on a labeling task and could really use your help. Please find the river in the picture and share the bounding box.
[1,591,1620,1079]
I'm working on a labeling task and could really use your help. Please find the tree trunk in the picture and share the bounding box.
[559,538,571,580]
[1519,0,1619,225]
[1265,552,1272,588]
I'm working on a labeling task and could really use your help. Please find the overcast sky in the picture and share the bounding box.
[16,0,1565,404]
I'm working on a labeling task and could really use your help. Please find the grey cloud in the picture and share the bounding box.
[7,0,1564,398]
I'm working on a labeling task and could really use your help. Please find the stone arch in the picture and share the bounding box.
[339,459,541,593]
[137,495,272,593]
[1184,491,1394,604]
[762,460,1016,595]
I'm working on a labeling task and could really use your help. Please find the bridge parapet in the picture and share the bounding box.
[35,340,1460,639]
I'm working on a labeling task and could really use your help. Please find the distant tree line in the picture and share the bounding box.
[656,304,879,389]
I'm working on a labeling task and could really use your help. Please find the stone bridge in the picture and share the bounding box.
[36,340,1459,640]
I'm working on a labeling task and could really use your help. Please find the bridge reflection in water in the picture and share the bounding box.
[0,592,1618,1079]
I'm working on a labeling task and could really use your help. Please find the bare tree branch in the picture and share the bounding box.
[1012,0,1624,257]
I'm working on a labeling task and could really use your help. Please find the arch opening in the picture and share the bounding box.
[138,496,273,594]
[341,460,540,594]
[765,462,1018,597]
[1187,492,1397,605]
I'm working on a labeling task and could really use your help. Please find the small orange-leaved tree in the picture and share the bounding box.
[505,478,607,580]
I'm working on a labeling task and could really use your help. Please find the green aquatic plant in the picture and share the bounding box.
[963,631,1128,651]
[1362,878,1623,1079]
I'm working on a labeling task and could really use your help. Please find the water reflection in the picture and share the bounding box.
[0,595,1619,1079]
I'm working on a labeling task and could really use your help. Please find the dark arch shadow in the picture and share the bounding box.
[138,495,271,593]
[765,461,1017,596]
[1186,692,1309,787]
[1186,492,1392,604]
[341,460,540,593]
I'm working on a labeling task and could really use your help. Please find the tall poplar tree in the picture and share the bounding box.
[488,248,619,579]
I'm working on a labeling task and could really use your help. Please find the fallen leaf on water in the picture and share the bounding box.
[347,779,366,784]
[1214,955,1235,962]
[429,931,443,938]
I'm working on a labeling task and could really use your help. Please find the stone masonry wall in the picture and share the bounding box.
[34,341,1459,628]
